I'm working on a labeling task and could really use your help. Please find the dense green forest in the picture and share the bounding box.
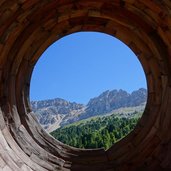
[50,114,141,150]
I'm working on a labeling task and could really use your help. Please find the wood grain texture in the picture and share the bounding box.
[0,0,171,170]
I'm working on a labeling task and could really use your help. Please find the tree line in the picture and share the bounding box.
[50,114,140,150]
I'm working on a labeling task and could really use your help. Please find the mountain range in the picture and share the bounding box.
[31,88,147,132]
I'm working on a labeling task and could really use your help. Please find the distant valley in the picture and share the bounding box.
[31,88,147,133]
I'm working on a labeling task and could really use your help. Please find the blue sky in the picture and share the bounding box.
[30,32,147,104]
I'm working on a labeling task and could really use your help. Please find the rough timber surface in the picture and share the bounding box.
[0,0,171,170]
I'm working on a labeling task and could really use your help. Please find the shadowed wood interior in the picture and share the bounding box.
[0,0,171,170]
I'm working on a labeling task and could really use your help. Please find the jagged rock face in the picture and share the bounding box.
[85,88,147,117]
[127,88,147,106]
[31,88,147,130]
[31,98,85,131]
[31,98,84,113]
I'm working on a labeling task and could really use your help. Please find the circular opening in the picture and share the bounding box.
[30,32,147,150]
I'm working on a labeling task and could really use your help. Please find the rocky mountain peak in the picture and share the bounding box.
[31,98,84,114]
[31,88,147,132]
[85,88,146,117]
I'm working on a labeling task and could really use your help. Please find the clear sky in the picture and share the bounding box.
[30,32,147,104]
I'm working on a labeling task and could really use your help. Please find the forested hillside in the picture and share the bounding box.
[50,112,141,150]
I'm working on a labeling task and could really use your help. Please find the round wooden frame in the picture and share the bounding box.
[0,1,171,170]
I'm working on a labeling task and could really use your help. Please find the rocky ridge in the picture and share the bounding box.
[31,88,147,132]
